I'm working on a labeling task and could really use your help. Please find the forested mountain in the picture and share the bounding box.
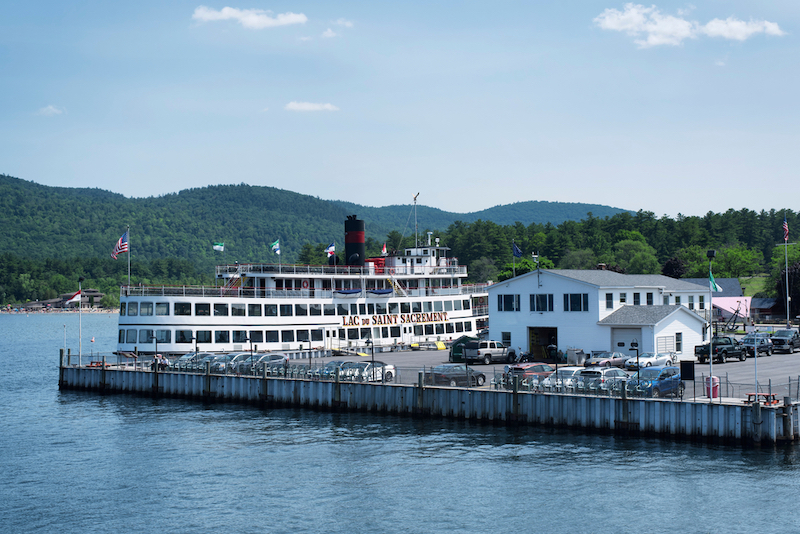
[3,173,800,316]
[0,174,627,267]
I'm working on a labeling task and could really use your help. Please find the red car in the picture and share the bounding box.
[504,362,555,388]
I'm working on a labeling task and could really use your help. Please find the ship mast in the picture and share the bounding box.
[414,193,419,250]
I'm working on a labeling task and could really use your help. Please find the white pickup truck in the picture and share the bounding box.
[463,340,515,365]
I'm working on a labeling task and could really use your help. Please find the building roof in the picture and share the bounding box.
[597,305,705,326]
[682,277,743,297]
[751,297,778,310]
[537,269,707,291]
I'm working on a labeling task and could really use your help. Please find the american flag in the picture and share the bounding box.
[784,219,789,242]
[112,231,129,259]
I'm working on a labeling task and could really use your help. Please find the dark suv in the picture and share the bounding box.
[770,329,800,354]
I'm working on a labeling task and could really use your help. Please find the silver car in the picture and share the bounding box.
[624,352,675,370]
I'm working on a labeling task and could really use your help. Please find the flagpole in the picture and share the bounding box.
[127,225,131,287]
[512,240,516,278]
[707,250,715,402]
[785,216,790,327]
[78,277,84,366]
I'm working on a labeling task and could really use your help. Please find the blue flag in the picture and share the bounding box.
[512,242,522,258]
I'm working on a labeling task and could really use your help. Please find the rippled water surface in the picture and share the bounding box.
[2,313,800,533]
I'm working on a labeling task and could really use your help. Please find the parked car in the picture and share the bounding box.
[624,352,675,370]
[190,353,219,372]
[425,364,486,387]
[539,366,584,389]
[209,353,236,374]
[463,340,514,364]
[626,366,683,398]
[770,329,800,353]
[583,351,628,368]
[317,360,350,380]
[578,367,630,391]
[339,361,396,382]
[504,362,555,388]
[226,352,257,373]
[740,335,773,357]
[236,353,288,374]
[695,336,746,364]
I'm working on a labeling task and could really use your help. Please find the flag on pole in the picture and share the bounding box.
[710,271,722,292]
[111,231,129,259]
[784,218,789,242]
[381,243,387,256]
[271,239,281,255]
[67,290,81,304]
[512,242,523,258]
[213,242,224,252]
[325,242,335,257]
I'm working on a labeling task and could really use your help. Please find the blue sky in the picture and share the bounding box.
[1,1,796,217]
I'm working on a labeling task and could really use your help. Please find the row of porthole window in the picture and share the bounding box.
[118,320,474,345]
[120,299,472,317]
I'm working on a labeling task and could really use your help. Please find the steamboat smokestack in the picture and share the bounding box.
[344,215,365,266]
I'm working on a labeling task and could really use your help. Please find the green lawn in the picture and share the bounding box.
[740,275,768,297]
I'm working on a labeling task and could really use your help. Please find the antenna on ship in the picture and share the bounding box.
[413,193,419,250]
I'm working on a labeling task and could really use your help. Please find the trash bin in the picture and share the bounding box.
[705,376,720,398]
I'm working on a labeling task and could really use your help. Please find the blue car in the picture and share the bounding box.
[626,366,684,398]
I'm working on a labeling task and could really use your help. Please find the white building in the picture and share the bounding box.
[487,269,709,361]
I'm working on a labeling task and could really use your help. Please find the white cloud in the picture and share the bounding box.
[701,18,786,41]
[192,6,307,29]
[333,18,353,28]
[299,36,312,42]
[36,105,64,116]
[285,102,340,112]
[594,4,785,48]
[321,28,337,38]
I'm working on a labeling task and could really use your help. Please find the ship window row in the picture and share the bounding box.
[118,321,474,345]
[120,299,471,317]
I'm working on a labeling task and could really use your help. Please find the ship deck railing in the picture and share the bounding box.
[215,263,468,277]
[121,284,490,299]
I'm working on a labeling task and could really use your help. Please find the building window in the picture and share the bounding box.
[280,304,293,316]
[156,303,169,316]
[634,293,640,306]
[498,294,520,311]
[310,304,322,316]
[215,330,229,343]
[197,331,211,343]
[282,330,295,343]
[530,294,554,312]
[127,302,138,316]
[646,293,653,305]
[606,293,613,310]
[663,295,670,305]
[232,304,246,317]
[249,331,263,343]
[214,303,228,316]
[155,330,171,343]
[248,304,262,316]
[699,295,705,310]
[676,332,682,353]
[563,293,589,312]
[176,330,193,343]
[295,304,308,316]
[233,330,247,343]
[266,330,279,343]
[175,303,191,316]
[140,302,153,316]
[195,303,210,316]
[688,296,694,310]
[675,296,681,306]
[502,332,511,345]
[620,293,627,304]
[265,304,278,316]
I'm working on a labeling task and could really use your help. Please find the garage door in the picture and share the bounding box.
[611,328,641,353]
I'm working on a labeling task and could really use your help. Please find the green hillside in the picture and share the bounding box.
[0,174,628,270]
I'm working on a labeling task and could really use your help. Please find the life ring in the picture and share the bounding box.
[478,296,485,304]
[302,280,309,289]
[388,268,395,275]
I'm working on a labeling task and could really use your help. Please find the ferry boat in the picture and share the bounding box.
[116,216,490,355]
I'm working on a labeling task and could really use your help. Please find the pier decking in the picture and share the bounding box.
[58,356,799,447]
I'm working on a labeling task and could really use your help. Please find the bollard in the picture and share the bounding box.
[67,348,71,367]
[59,349,65,388]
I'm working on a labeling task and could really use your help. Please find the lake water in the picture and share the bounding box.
[2,313,800,533]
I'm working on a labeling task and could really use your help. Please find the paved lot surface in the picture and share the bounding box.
[341,346,800,395]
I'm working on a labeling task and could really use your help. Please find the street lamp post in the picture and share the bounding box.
[630,338,639,371]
